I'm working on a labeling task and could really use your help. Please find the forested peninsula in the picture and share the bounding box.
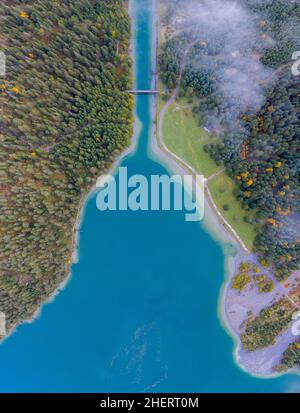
[0,0,133,335]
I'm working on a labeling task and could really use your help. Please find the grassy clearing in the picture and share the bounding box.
[208,172,258,250]
[158,94,258,250]
[160,96,220,177]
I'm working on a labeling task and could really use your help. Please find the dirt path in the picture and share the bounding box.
[157,40,250,254]
[207,167,225,181]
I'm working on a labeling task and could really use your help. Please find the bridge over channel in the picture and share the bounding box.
[126,90,160,94]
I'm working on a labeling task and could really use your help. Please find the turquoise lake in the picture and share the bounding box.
[0,0,299,392]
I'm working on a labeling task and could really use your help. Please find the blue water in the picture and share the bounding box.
[0,0,299,393]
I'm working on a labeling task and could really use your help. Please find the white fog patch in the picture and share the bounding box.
[170,0,274,121]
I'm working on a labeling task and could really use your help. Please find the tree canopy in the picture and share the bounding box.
[0,0,133,333]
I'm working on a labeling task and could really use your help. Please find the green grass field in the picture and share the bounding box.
[161,97,220,177]
[159,95,258,250]
[208,172,258,250]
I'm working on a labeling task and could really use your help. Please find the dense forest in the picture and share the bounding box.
[159,0,300,370]
[241,299,294,351]
[0,0,133,334]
